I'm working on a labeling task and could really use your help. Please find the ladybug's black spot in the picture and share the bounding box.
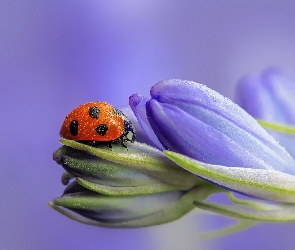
[70,120,79,136]
[113,107,124,116]
[89,106,100,119]
[95,124,108,136]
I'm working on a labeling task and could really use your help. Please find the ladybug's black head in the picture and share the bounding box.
[123,119,136,142]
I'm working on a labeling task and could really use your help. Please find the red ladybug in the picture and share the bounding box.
[60,102,136,148]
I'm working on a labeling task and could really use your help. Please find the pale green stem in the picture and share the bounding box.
[227,192,268,210]
[258,120,295,135]
[199,219,257,240]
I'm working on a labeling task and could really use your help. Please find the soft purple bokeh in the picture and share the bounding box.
[2,1,295,249]
[236,68,295,158]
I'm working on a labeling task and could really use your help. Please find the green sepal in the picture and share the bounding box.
[164,150,295,203]
[76,177,182,196]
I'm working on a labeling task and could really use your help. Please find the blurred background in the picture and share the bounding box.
[2,1,295,249]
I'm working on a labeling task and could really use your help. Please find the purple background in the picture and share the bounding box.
[2,1,295,249]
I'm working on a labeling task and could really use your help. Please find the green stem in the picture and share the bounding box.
[227,192,266,210]
[258,120,295,135]
[199,220,257,239]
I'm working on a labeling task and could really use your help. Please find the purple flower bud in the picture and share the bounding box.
[236,68,295,158]
[130,79,295,175]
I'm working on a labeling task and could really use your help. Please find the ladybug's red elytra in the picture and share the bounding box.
[60,102,136,148]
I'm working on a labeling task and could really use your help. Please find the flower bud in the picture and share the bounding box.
[50,181,213,228]
[53,139,204,195]
[129,79,295,175]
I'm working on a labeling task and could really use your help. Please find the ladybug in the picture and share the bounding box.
[60,102,136,148]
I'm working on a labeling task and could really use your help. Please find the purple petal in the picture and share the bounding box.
[129,93,164,149]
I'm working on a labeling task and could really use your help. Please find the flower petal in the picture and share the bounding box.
[129,93,164,149]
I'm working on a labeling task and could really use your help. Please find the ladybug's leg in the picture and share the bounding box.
[120,136,128,149]
[108,142,113,150]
